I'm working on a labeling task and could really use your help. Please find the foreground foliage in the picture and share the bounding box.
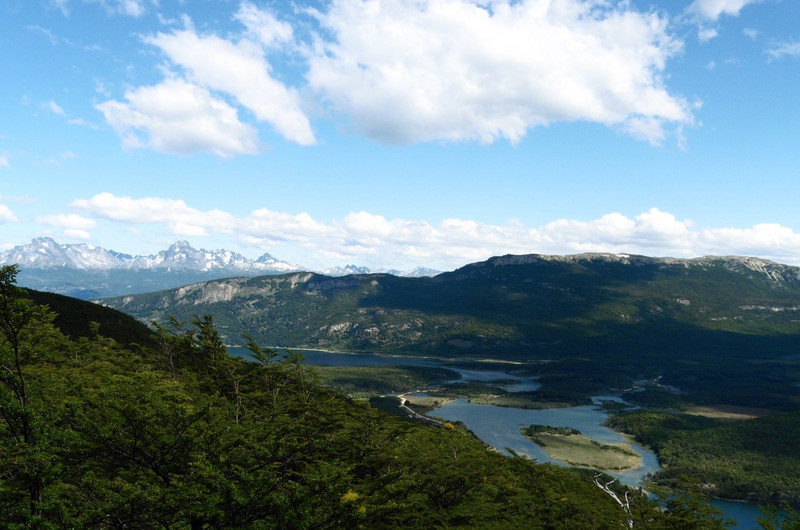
[0,265,754,528]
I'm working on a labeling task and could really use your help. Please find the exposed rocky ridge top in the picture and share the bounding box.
[448,253,800,286]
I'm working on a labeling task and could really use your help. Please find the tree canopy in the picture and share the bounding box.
[0,264,753,528]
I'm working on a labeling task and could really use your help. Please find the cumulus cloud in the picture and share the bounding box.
[71,193,237,236]
[686,0,760,21]
[0,194,18,223]
[98,5,315,155]
[96,0,701,154]
[0,205,17,223]
[698,224,800,260]
[145,27,314,145]
[65,194,800,270]
[306,0,693,145]
[95,78,262,157]
[36,213,96,230]
[36,213,97,239]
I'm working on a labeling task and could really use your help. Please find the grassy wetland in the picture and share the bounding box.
[521,425,642,471]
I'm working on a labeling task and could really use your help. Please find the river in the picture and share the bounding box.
[230,347,769,528]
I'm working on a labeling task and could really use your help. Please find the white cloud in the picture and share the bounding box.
[85,0,154,17]
[71,193,237,236]
[698,224,800,258]
[0,153,8,169]
[95,79,111,97]
[239,208,331,243]
[65,195,800,270]
[743,28,759,40]
[145,24,315,145]
[698,27,719,42]
[0,193,20,227]
[95,78,262,157]
[100,7,315,155]
[27,25,59,45]
[68,117,99,129]
[43,100,66,116]
[767,41,800,61]
[51,0,69,16]
[36,213,96,230]
[37,151,78,166]
[306,0,692,145]
[686,0,760,21]
[36,213,97,239]
[0,198,17,223]
[235,2,294,48]
[64,229,93,240]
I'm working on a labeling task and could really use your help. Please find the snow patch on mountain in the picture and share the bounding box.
[0,238,441,278]
[0,238,302,274]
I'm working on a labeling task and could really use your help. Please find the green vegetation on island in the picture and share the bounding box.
[522,425,642,472]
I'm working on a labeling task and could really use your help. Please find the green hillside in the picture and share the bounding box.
[2,264,732,528]
[97,253,800,410]
[25,288,157,347]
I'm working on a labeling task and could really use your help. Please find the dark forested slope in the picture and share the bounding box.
[97,253,800,409]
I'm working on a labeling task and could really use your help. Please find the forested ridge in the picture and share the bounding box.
[98,254,800,412]
[0,264,746,528]
[607,411,800,505]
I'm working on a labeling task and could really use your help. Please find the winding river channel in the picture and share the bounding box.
[231,348,766,528]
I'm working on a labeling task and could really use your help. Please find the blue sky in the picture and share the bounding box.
[1,0,799,271]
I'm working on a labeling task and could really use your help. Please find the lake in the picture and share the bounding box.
[229,347,769,527]
[431,397,659,487]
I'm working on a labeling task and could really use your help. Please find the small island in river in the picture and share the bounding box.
[521,424,642,471]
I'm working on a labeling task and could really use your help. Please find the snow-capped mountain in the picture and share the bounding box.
[125,240,301,273]
[0,238,440,299]
[0,237,128,270]
[321,264,373,276]
[0,238,301,273]
[399,266,441,278]
[320,264,442,278]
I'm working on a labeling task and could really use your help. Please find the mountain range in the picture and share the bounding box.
[0,238,439,298]
[96,251,800,409]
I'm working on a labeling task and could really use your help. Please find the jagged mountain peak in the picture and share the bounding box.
[322,264,372,276]
[0,237,125,270]
[0,239,302,274]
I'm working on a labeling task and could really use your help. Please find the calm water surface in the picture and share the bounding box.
[432,398,659,487]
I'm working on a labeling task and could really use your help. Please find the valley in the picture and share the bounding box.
[5,251,800,527]
[293,348,799,526]
[101,252,800,412]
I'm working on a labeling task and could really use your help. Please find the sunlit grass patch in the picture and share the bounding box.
[521,425,641,471]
